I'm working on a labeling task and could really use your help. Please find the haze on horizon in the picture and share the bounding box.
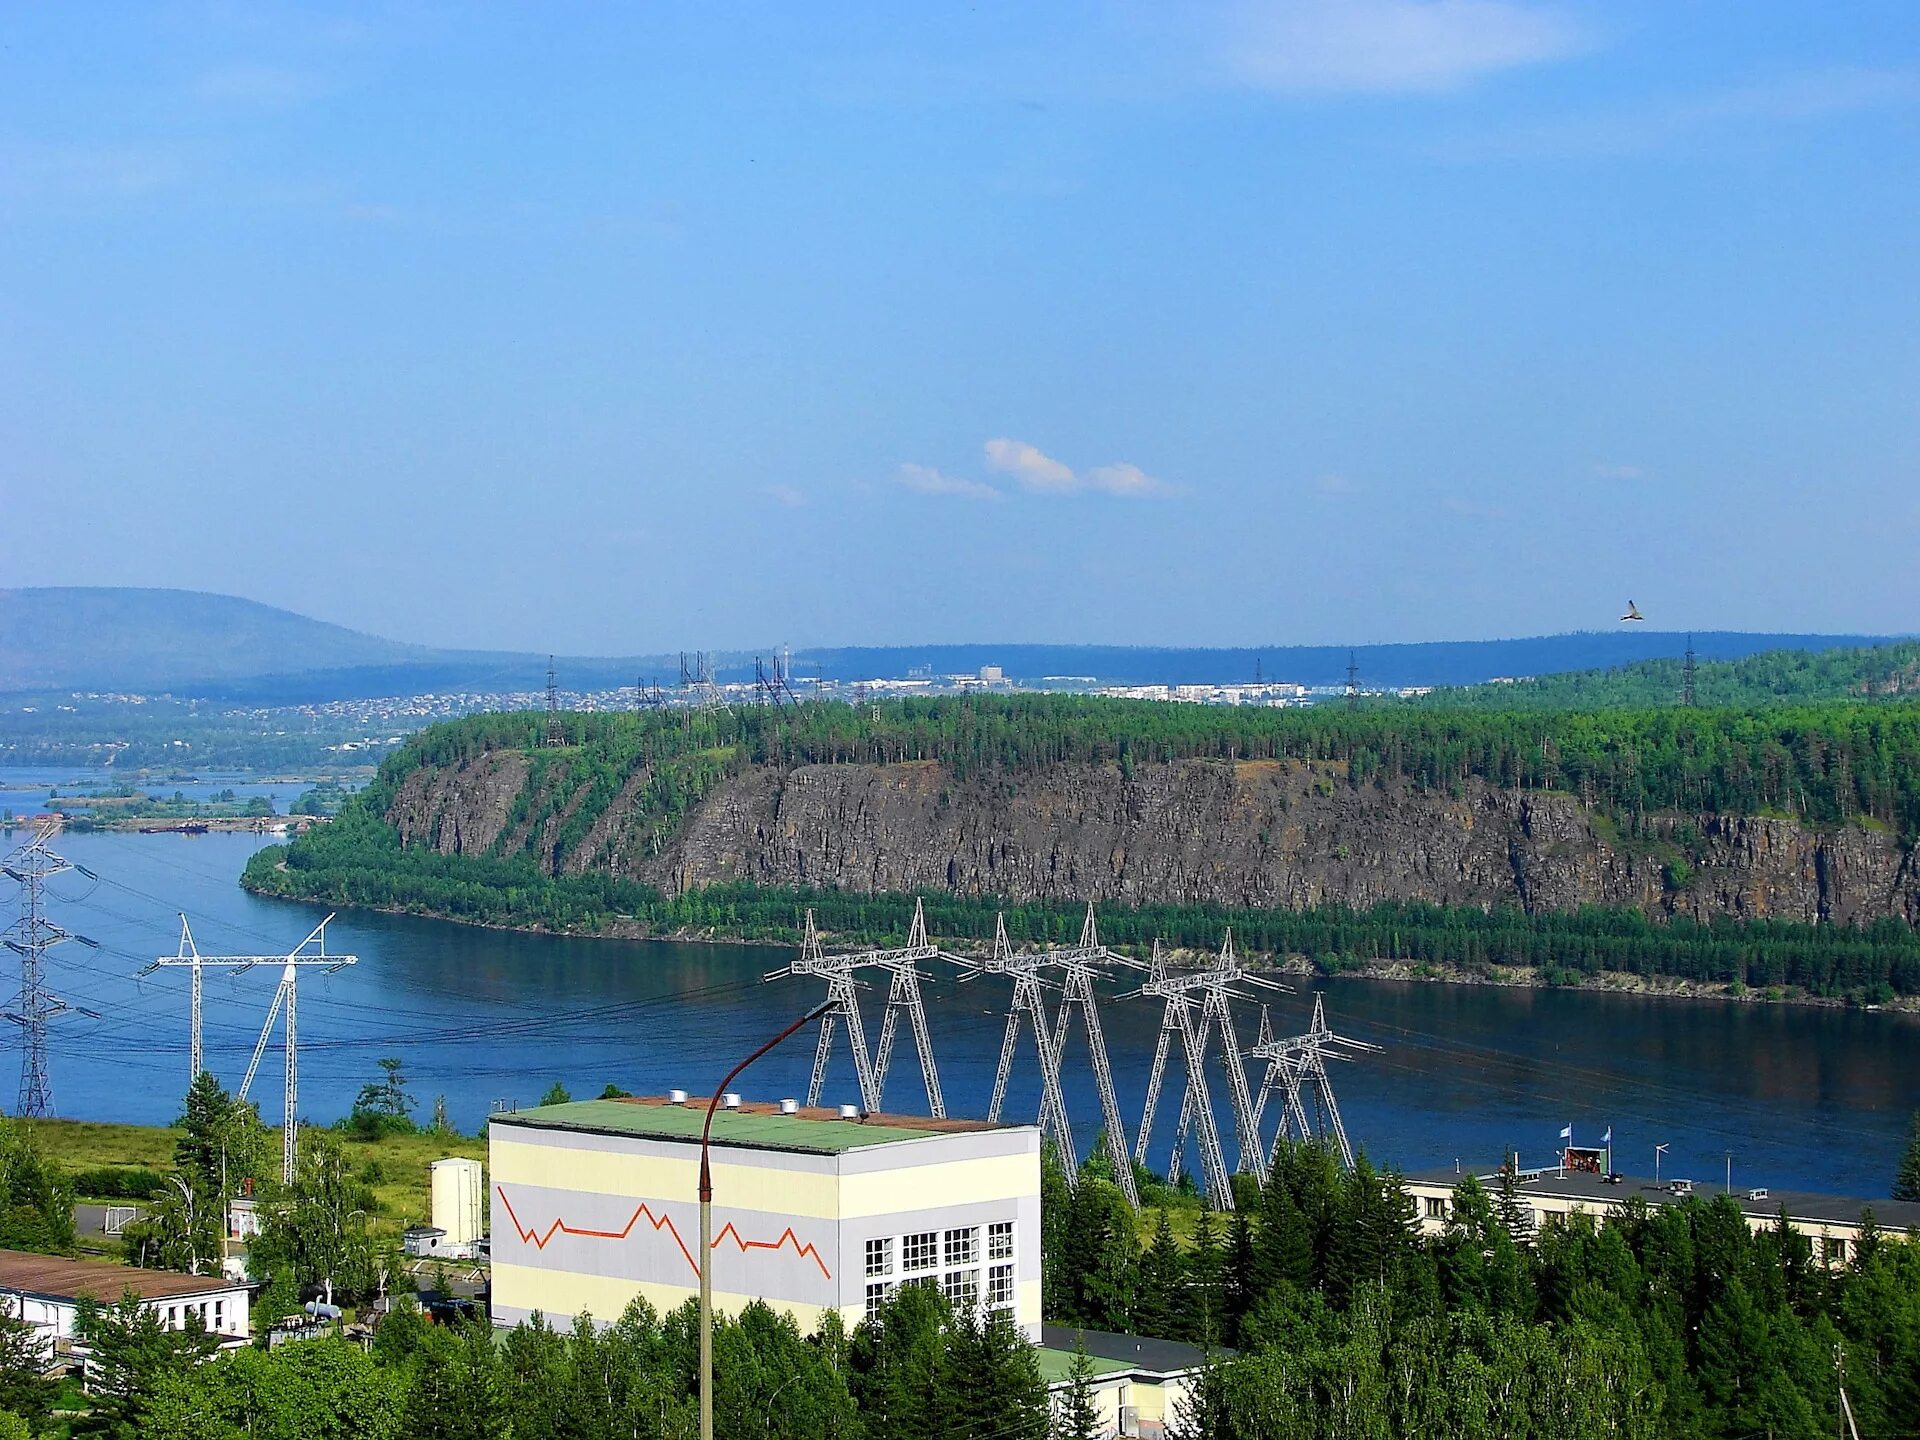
[2,3,1916,656]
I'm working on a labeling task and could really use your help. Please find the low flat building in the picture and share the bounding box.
[0,1249,250,1358]
[1039,1325,1214,1440]
[1406,1161,1920,1265]
[489,1096,1041,1339]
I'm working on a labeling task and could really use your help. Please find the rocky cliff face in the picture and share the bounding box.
[384,752,1920,925]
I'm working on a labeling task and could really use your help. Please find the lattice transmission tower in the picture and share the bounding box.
[1131,931,1287,1208]
[212,914,360,1185]
[2,822,99,1117]
[1682,635,1697,708]
[1249,993,1380,1170]
[766,901,952,1117]
[544,656,565,747]
[963,905,1143,1208]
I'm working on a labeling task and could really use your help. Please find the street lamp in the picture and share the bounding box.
[700,999,836,1440]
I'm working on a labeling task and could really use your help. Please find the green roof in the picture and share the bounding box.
[490,1099,962,1154]
[1036,1349,1133,1383]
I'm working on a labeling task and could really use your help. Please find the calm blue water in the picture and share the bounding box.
[4,827,1917,1201]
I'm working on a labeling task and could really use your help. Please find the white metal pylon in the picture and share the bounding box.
[960,904,1143,1207]
[1250,991,1380,1170]
[230,914,357,1186]
[1130,931,1287,1208]
[147,913,330,1087]
[766,901,953,1116]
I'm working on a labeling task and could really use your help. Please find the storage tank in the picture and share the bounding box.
[430,1158,484,1247]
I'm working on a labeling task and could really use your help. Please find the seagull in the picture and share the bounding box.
[1620,600,1644,623]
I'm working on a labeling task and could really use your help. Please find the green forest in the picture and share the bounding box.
[1417,637,1920,712]
[247,692,1920,1000]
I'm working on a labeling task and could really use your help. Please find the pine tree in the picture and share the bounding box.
[1136,1210,1185,1340]
[1188,1209,1227,1346]
[1893,1111,1920,1201]
[1224,1210,1257,1346]
[1055,1339,1102,1440]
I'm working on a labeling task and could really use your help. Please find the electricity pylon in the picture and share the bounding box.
[1132,931,1287,1208]
[229,914,358,1186]
[1249,992,1379,1170]
[961,905,1143,1207]
[766,900,951,1116]
[146,913,325,1086]
[2,822,100,1116]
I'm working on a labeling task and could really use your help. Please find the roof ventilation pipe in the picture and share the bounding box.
[722,1093,742,1110]
[667,1090,688,1106]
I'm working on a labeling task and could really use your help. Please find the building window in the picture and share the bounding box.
[214,1300,224,1328]
[903,1232,937,1272]
[941,1269,978,1313]
[865,1281,894,1311]
[1424,1197,1447,1220]
[987,1264,1014,1310]
[865,1237,894,1278]
[1826,1236,1849,1263]
[988,1221,1014,1261]
[944,1227,977,1267]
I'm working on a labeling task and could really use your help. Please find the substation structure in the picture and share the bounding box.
[767,907,1382,1212]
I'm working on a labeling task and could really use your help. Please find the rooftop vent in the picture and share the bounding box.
[722,1093,742,1110]
[667,1089,688,1106]
[779,1098,798,1115]
[838,1104,860,1120]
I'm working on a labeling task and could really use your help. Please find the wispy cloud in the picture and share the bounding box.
[1441,494,1506,519]
[1314,473,1356,495]
[1593,463,1644,481]
[763,484,808,509]
[895,463,1002,501]
[193,64,330,109]
[1434,66,1920,160]
[984,439,1171,497]
[0,140,193,201]
[1221,0,1588,96]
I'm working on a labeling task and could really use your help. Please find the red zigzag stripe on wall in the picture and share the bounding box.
[494,1186,833,1280]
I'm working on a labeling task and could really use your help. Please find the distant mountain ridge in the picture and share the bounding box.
[0,586,1898,702]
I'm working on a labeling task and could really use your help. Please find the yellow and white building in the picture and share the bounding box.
[489,1095,1042,1339]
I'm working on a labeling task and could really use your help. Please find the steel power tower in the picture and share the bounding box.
[225,914,358,1185]
[1248,993,1380,1170]
[1131,932,1286,1208]
[2,822,97,1117]
[544,656,565,746]
[766,900,952,1117]
[962,905,1143,1208]
[1682,635,1697,708]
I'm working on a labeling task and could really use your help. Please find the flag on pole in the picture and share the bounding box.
[1601,1126,1612,1144]
[1558,1124,1572,1141]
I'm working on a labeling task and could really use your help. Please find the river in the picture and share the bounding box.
[7,825,1918,1201]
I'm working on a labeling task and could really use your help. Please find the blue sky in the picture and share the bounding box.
[2,2,1916,653]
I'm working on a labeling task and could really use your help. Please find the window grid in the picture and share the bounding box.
[865,1237,893,1278]
[944,1227,978,1267]
[987,1264,1015,1309]
[987,1221,1014,1261]
[941,1269,979,1312]
[902,1232,938,1272]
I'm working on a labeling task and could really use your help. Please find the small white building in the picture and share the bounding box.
[0,1249,250,1358]
[431,1157,485,1254]
[1041,1326,1212,1439]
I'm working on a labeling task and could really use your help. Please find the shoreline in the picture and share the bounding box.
[241,875,1920,1016]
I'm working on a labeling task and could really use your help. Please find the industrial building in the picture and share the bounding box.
[0,1249,250,1358]
[1406,1155,1920,1263]
[489,1096,1040,1339]
[406,1156,486,1259]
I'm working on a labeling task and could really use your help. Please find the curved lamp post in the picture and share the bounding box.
[701,998,837,1440]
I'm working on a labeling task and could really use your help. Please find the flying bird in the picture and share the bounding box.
[1620,601,1644,622]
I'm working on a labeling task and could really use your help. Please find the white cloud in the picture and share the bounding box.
[984,438,1078,492]
[1222,0,1587,96]
[896,463,1002,501]
[984,438,1169,497]
[764,484,808,508]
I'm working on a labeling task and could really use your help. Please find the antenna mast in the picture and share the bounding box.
[1682,635,1697,708]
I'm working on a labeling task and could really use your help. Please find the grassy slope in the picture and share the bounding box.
[34,1119,488,1235]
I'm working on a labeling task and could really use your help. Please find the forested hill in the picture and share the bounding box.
[1420,638,1920,711]
[249,695,1920,999]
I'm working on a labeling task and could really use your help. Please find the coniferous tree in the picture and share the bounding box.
[1136,1210,1185,1340]
[1054,1339,1102,1440]
[1893,1111,1920,1201]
